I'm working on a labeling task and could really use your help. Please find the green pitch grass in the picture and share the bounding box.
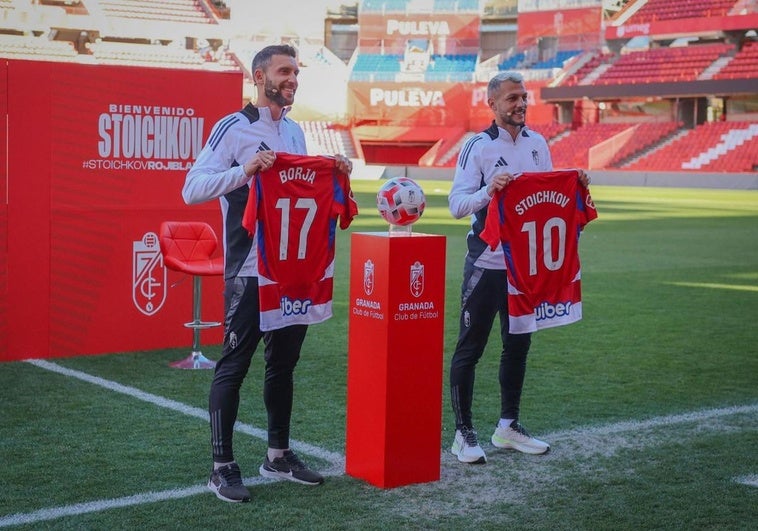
[1,183,756,530]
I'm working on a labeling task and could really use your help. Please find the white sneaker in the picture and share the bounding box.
[451,427,487,464]
[491,421,550,455]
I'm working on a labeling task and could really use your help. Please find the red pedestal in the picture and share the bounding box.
[345,232,446,488]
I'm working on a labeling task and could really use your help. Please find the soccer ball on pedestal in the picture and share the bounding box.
[376,177,426,226]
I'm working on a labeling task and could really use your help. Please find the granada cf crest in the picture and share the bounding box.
[133,232,166,316]
[410,261,424,298]
[363,259,375,295]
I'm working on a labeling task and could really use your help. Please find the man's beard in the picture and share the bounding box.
[264,80,292,107]
[503,109,526,127]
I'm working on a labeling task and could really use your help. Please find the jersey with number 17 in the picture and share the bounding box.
[242,152,359,331]
[480,170,597,334]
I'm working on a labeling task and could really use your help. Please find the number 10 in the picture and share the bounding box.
[521,217,566,276]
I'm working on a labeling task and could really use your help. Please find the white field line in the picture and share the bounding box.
[734,475,758,487]
[22,359,344,466]
[0,471,347,528]
[547,403,758,441]
[1,360,755,528]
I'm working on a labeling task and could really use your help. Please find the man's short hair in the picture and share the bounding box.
[488,71,524,98]
[251,44,297,73]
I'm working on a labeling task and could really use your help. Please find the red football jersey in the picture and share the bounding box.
[242,153,359,331]
[480,170,597,333]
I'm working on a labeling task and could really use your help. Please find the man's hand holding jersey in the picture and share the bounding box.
[333,154,353,176]
[577,169,591,187]
[486,173,516,197]
[243,150,277,178]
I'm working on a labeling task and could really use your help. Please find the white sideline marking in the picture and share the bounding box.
[0,471,346,528]
[734,475,758,487]
[546,403,758,441]
[23,359,344,465]
[3,360,755,528]
[0,486,207,527]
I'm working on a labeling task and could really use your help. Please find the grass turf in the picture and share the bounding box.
[1,183,756,529]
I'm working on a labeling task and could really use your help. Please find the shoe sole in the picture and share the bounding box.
[491,436,550,455]
[450,445,487,464]
[259,464,324,486]
[207,480,251,503]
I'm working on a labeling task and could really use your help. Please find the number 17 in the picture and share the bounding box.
[275,197,317,260]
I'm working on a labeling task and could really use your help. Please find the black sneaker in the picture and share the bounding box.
[208,462,251,503]
[259,450,324,486]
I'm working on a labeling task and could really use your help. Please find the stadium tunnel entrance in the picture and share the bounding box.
[360,141,436,165]
[352,125,466,166]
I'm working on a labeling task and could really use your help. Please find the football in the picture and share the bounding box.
[376,177,426,226]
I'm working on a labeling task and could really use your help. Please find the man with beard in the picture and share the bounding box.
[182,44,353,502]
[447,71,589,464]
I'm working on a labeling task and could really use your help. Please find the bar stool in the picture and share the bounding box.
[159,221,224,369]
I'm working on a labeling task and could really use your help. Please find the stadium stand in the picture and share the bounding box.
[97,0,215,24]
[0,0,755,171]
[426,54,478,81]
[624,0,737,23]
[713,39,758,80]
[562,51,615,86]
[86,40,212,69]
[351,53,402,81]
[0,33,79,61]
[625,121,758,172]
[532,49,582,70]
[530,122,571,142]
[606,121,683,168]
[361,0,479,11]
[548,122,633,169]
[595,43,733,85]
[497,51,526,70]
[301,121,357,158]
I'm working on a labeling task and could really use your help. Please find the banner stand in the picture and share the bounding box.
[345,232,446,488]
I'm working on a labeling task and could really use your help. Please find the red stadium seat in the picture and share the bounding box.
[159,221,224,369]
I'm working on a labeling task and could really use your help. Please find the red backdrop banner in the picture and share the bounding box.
[349,80,473,127]
[358,12,480,54]
[349,80,556,131]
[2,60,242,361]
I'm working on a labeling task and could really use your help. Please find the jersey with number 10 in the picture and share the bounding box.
[480,170,597,333]
[242,152,359,331]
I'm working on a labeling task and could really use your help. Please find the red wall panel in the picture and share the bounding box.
[0,60,7,358]
[517,7,603,48]
[6,60,53,360]
[2,60,242,361]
